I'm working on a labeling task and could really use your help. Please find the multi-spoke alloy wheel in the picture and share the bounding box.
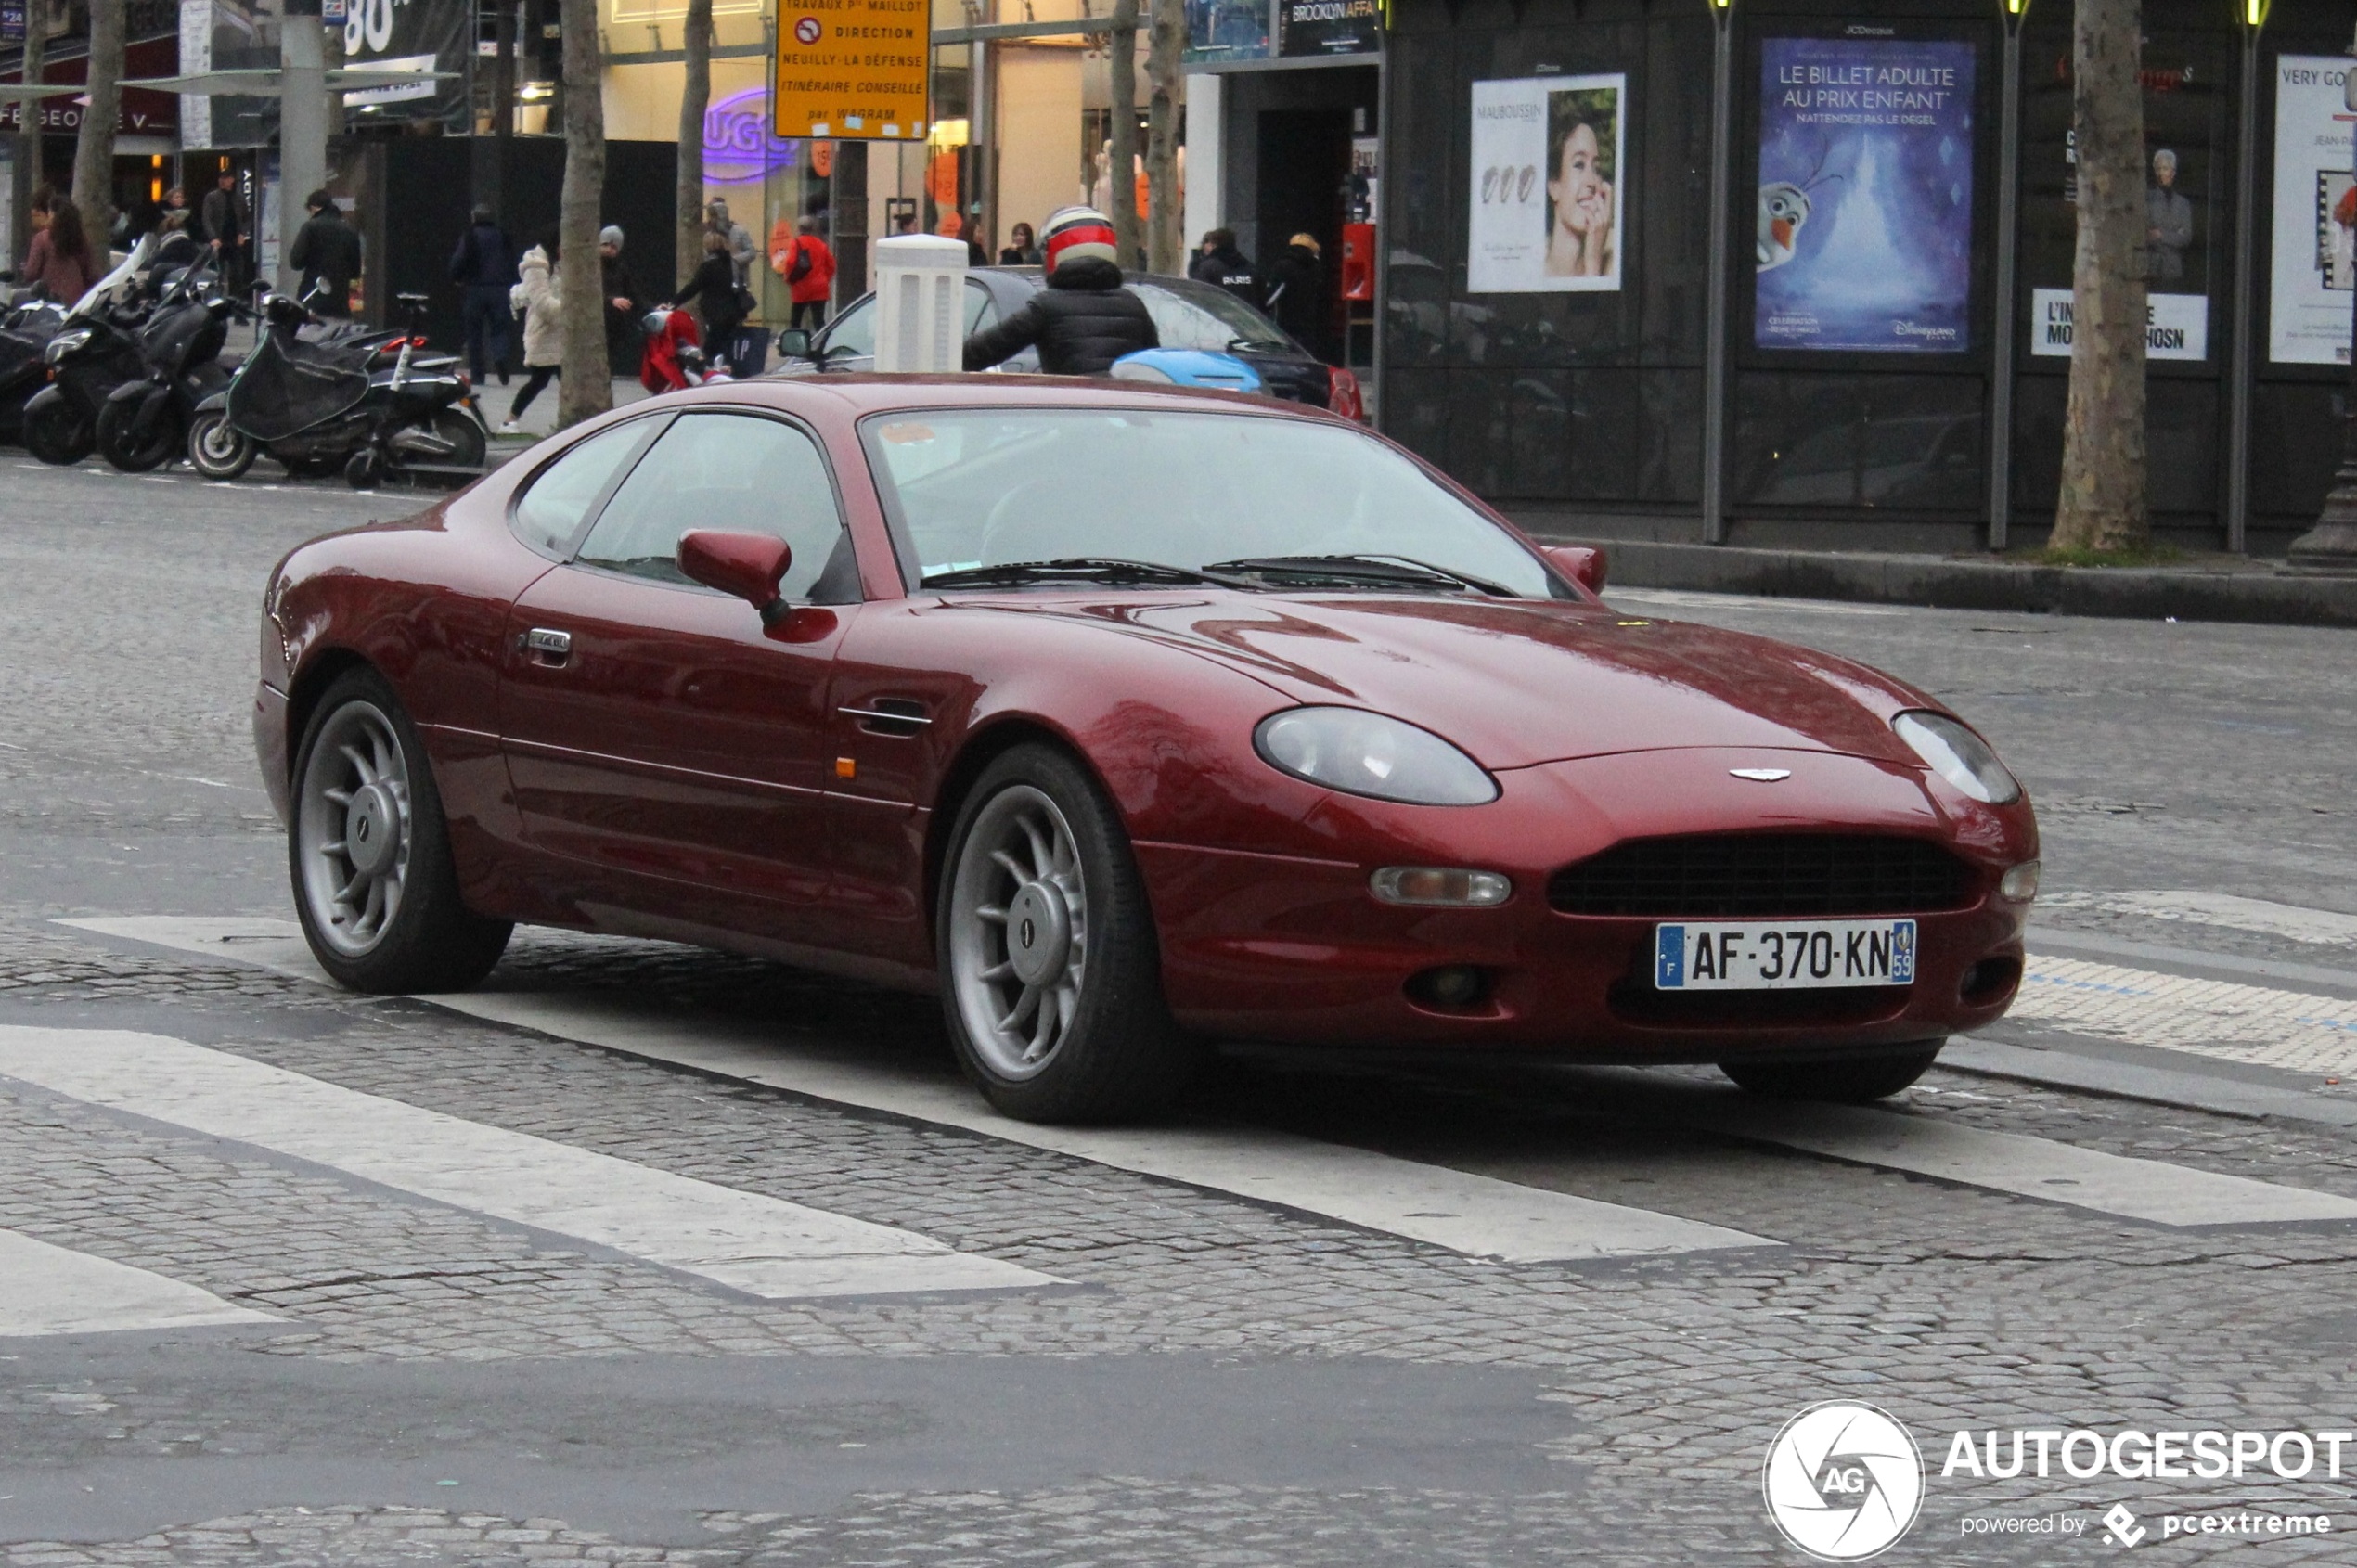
[949,784,1089,1079]
[287,670,511,993]
[296,699,412,957]
[937,744,1197,1123]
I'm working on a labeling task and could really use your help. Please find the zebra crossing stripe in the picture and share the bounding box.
[0,1227,277,1338]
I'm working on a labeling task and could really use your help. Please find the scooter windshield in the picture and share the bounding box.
[63,235,157,323]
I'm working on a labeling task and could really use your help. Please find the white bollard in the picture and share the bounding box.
[873,235,970,373]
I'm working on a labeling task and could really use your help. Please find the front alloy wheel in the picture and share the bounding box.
[187,409,255,480]
[290,669,510,992]
[940,745,1196,1123]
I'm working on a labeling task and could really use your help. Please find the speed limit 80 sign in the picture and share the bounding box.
[772,0,929,142]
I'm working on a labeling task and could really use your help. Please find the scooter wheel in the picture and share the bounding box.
[187,410,255,481]
[344,448,384,489]
[97,398,178,473]
[23,398,92,467]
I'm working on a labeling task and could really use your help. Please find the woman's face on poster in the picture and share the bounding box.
[1550,122,1606,232]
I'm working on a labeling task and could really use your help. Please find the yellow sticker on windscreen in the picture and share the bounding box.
[879,422,935,444]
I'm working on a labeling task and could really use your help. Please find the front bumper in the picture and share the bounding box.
[1136,748,2034,1060]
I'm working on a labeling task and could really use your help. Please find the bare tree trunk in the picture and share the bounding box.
[557,0,612,428]
[71,0,122,247]
[1105,0,1140,268]
[19,2,45,193]
[676,0,712,286]
[2052,0,2146,552]
[1142,0,1180,276]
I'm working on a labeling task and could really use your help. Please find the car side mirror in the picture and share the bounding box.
[678,530,794,626]
[776,328,812,359]
[1544,544,1608,595]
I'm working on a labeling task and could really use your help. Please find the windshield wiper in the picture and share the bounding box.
[1200,554,1513,597]
[922,557,1257,590]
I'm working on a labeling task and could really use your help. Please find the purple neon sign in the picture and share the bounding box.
[704,86,803,185]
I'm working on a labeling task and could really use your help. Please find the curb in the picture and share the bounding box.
[1515,533,2357,629]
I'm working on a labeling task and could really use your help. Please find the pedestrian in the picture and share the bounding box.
[998,221,1040,265]
[501,230,563,433]
[771,212,835,331]
[1189,227,1259,306]
[705,198,756,287]
[288,189,362,317]
[1262,232,1326,355]
[200,168,250,297]
[22,190,95,305]
[599,225,644,378]
[148,209,200,274]
[449,203,519,386]
[962,204,1158,376]
[672,227,747,374]
[960,220,988,267]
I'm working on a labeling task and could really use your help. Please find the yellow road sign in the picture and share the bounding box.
[773,0,930,143]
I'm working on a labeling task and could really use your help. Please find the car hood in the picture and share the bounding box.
[964,593,1938,770]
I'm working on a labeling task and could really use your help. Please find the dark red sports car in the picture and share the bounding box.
[256,377,2037,1122]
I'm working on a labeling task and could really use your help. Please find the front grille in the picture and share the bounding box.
[1548,833,1976,919]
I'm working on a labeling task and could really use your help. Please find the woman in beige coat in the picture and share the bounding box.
[500,233,565,432]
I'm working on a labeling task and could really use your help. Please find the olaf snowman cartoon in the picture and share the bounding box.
[1757,182,1810,271]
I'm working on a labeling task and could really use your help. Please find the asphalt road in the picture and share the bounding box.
[5,458,2357,1565]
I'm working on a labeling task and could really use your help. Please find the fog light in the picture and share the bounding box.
[1370,867,1513,906]
[1405,964,1490,1009]
[1998,860,2041,902]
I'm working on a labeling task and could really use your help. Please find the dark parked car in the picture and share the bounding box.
[773,265,1365,418]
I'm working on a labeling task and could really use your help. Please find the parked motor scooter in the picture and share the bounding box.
[21,236,156,466]
[95,262,237,471]
[187,290,488,487]
[0,286,67,444]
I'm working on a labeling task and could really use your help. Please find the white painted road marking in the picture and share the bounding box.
[0,1026,1058,1300]
[2041,892,2357,949]
[2011,955,2357,1079]
[57,919,1773,1263]
[0,1227,277,1337]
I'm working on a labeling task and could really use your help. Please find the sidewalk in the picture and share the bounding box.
[483,375,654,455]
[1517,532,2357,630]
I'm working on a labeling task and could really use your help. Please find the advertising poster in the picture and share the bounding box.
[1466,75,1625,294]
[1279,0,1379,58]
[2029,288,2208,361]
[1753,36,1976,353]
[1185,0,1269,65]
[2270,54,2356,366]
[341,0,470,122]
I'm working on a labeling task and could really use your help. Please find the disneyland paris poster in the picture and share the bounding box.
[1754,36,1976,353]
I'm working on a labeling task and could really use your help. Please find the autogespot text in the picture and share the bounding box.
[1943,1427,2357,1480]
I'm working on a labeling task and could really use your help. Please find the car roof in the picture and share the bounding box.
[666,373,1352,422]
[949,266,1317,359]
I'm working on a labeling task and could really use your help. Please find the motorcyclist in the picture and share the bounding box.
[961,206,1158,376]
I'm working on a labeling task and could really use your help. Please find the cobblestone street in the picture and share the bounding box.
[4,462,2357,1563]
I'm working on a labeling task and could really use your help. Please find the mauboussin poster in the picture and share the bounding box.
[1467,75,1626,294]
[1754,37,1977,352]
[2269,54,2355,366]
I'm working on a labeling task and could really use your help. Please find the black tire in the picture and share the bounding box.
[96,396,177,472]
[1719,1041,1946,1104]
[23,396,91,466]
[288,667,512,993]
[431,409,488,469]
[936,743,1199,1123]
[187,409,255,480]
[344,447,383,488]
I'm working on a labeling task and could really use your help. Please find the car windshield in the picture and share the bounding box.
[861,407,1559,598]
[1138,281,1293,351]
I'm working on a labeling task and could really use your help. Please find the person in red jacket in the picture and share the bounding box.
[769,212,836,331]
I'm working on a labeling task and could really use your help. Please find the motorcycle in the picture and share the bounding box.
[22,236,157,466]
[187,289,489,488]
[94,262,237,472]
[0,286,67,444]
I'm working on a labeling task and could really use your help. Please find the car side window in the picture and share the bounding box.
[509,420,656,558]
[573,412,858,603]
[965,278,998,331]
[820,299,874,360]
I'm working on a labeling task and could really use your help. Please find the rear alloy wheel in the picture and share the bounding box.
[96,396,177,472]
[939,744,1198,1123]
[290,668,511,993]
[187,409,255,480]
[23,397,90,466]
[1719,1041,1946,1104]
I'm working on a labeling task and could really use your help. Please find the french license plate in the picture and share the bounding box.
[1654,919,1917,991]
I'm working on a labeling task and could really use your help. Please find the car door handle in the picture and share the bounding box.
[522,627,572,664]
[840,700,931,736]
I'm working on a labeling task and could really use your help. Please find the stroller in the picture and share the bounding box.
[640,307,733,393]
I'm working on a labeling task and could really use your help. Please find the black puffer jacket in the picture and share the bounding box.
[962,257,1159,375]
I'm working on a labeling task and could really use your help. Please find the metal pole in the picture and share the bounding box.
[279,0,328,298]
[1988,16,2022,551]
[2223,22,2260,554]
[1700,4,1734,544]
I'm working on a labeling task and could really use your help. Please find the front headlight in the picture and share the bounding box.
[1892,711,2021,804]
[1254,707,1499,805]
[43,328,89,364]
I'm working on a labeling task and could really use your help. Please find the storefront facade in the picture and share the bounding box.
[1380,0,2357,555]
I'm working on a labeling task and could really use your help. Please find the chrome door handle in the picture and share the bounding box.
[522,627,572,661]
